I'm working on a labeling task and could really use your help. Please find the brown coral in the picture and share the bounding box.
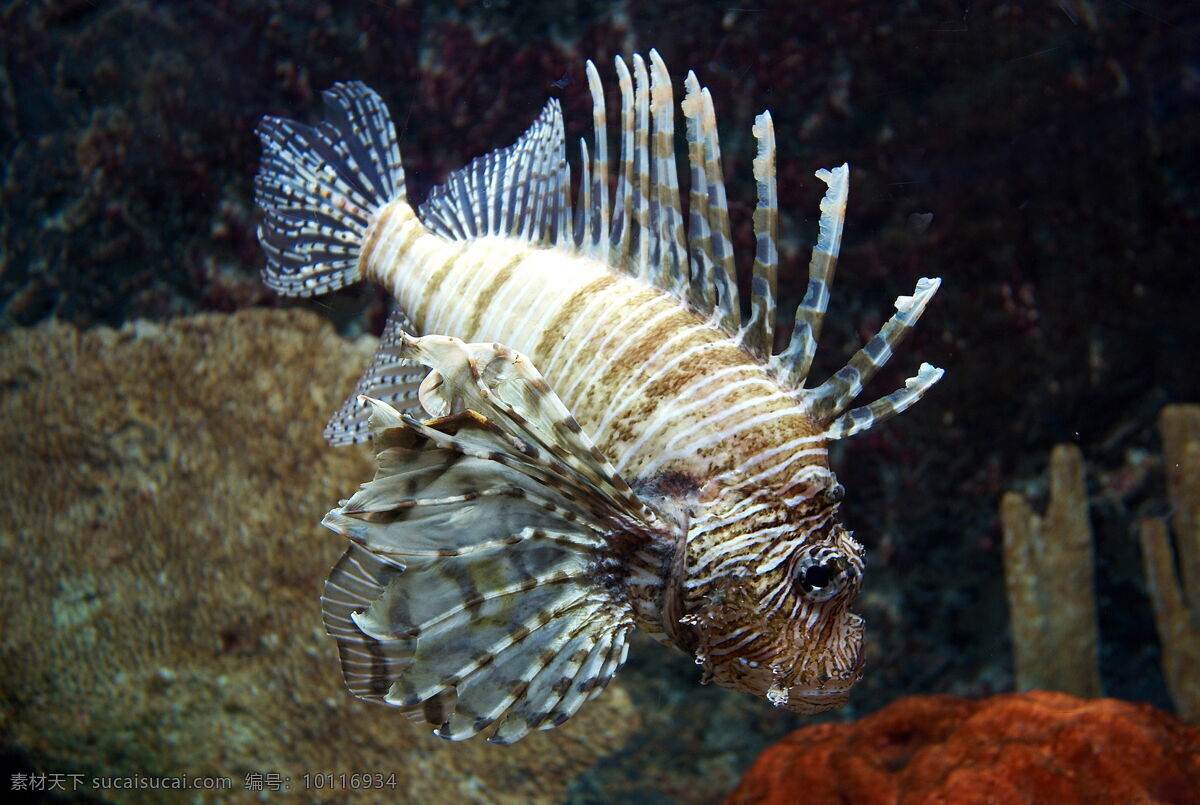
[999,444,1101,697]
[1140,404,1200,724]
[0,309,638,804]
[725,691,1200,805]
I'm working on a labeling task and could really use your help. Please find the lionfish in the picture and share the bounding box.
[255,50,942,743]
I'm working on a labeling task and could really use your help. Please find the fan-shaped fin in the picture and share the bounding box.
[255,81,404,297]
[324,305,426,446]
[417,100,569,247]
[321,544,412,700]
[320,337,679,741]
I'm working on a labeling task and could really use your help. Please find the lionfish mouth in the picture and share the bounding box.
[784,684,855,713]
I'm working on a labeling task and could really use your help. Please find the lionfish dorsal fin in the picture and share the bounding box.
[680,69,740,332]
[581,55,943,436]
[321,336,680,742]
[415,55,943,443]
[417,100,572,247]
[756,163,944,440]
[772,165,850,386]
[742,110,779,359]
[582,51,742,328]
[324,304,425,446]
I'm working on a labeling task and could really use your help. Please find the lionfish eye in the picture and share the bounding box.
[802,563,833,589]
[794,553,850,601]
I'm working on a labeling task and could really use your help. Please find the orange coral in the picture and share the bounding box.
[726,691,1200,805]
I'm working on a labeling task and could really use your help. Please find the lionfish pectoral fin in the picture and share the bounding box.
[321,337,679,742]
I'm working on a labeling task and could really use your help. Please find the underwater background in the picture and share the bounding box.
[1,0,1197,802]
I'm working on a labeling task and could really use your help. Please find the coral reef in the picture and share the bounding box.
[999,445,1101,696]
[0,309,638,804]
[1000,419,1200,724]
[725,691,1200,805]
[1139,404,1200,724]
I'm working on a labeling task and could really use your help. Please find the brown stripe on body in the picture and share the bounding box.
[596,337,748,447]
[421,252,462,321]
[541,285,667,414]
[465,251,530,336]
[570,291,822,481]
[532,274,621,360]
[360,200,417,278]
[363,217,823,485]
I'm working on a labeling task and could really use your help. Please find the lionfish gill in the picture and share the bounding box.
[254,50,943,743]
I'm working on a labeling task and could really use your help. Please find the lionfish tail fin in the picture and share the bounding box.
[255,81,406,297]
[319,338,684,742]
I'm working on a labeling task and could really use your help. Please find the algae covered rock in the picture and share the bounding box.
[0,309,639,803]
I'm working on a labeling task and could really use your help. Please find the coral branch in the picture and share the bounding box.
[1159,405,1200,605]
[1000,444,1101,697]
[1139,404,1200,724]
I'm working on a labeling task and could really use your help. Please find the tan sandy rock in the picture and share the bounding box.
[0,309,638,804]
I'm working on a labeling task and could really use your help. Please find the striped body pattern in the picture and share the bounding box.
[255,51,942,742]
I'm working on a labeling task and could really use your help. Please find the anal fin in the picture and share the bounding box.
[324,305,426,446]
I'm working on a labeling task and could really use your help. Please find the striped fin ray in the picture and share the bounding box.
[648,50,688,297]
[774,165,849,387]
[804,277,942,419]
[574,60,610,262]
[679,70,739,330]
[418,100,568,246]
[632,54,653,281]
[800,275,943,439]
[822,362,944,440]
[255,81,405,297]
[742,111,779,359]
[681,72,716,315]
[609,56,636,268]
[321,408,635,742]
[324,306,426,446]
[320,338,675,741]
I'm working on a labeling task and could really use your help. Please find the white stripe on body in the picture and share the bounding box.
[365,214,828,487]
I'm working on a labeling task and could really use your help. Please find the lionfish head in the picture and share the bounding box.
[674,473,866,712]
